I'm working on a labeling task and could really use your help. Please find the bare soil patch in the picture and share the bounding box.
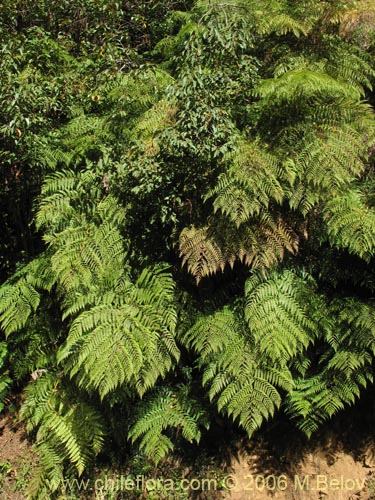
[221,424,375,500]
[0,412,32,500]
[0,406,375,500]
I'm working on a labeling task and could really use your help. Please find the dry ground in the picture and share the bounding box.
[1,411,375,500]
[222,438,375,500]
[0,413,32,500]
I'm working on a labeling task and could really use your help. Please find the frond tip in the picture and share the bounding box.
[57,266,179,399]
[183,307,293,437]
[179,226,226,283]
[324,189,375,260]
[245,269,318,361]
[0,255,55,336]
[129,387,209,464]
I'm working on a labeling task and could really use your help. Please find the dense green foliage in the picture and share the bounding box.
[2,0,375,497]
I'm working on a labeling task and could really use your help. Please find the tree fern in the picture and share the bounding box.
[179,225,227,283]
[106,67,175,144]
[0,164,181,496]
[133,99,177,146]
[272,42,374,94]
[35,168,180,399]
[46,220,125,297]
[287,354,373,437]
[324,41,375,93]
[3,1,375,497]
[333,298,375,355]
[182,268,375,438]
[27,442,65,500]
[36,168,116,233]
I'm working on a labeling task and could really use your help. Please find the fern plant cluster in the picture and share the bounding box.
[1,0,375,498]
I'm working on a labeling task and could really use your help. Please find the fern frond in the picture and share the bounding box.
[58,267,179,398]
[182,308,239,360]
[207,140,289,227]
[257,70,361,104]
[272,45,374,94]
[258,13,309,37]
[0,342,10,412]
[182,268,336,436]
[287,296,375,437]
[179,226,227,283]
[324,189,375,260]
[27,443,64,500]
[36,169,101,233]
[21,371,105,483]
[334,298,375,355]
[179,214,299,282]
[129,387,208,464]
[133,99,177,143]
[287,367,372,437]
[0,254,55,336]
[325,44,375,93]
[245,269,318,362]
[286,125,367,214]
[47,222,125,296]
[184,307,293,437]
[0,281,40,336]
[273,55,313,78]
[107,67,174,131]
